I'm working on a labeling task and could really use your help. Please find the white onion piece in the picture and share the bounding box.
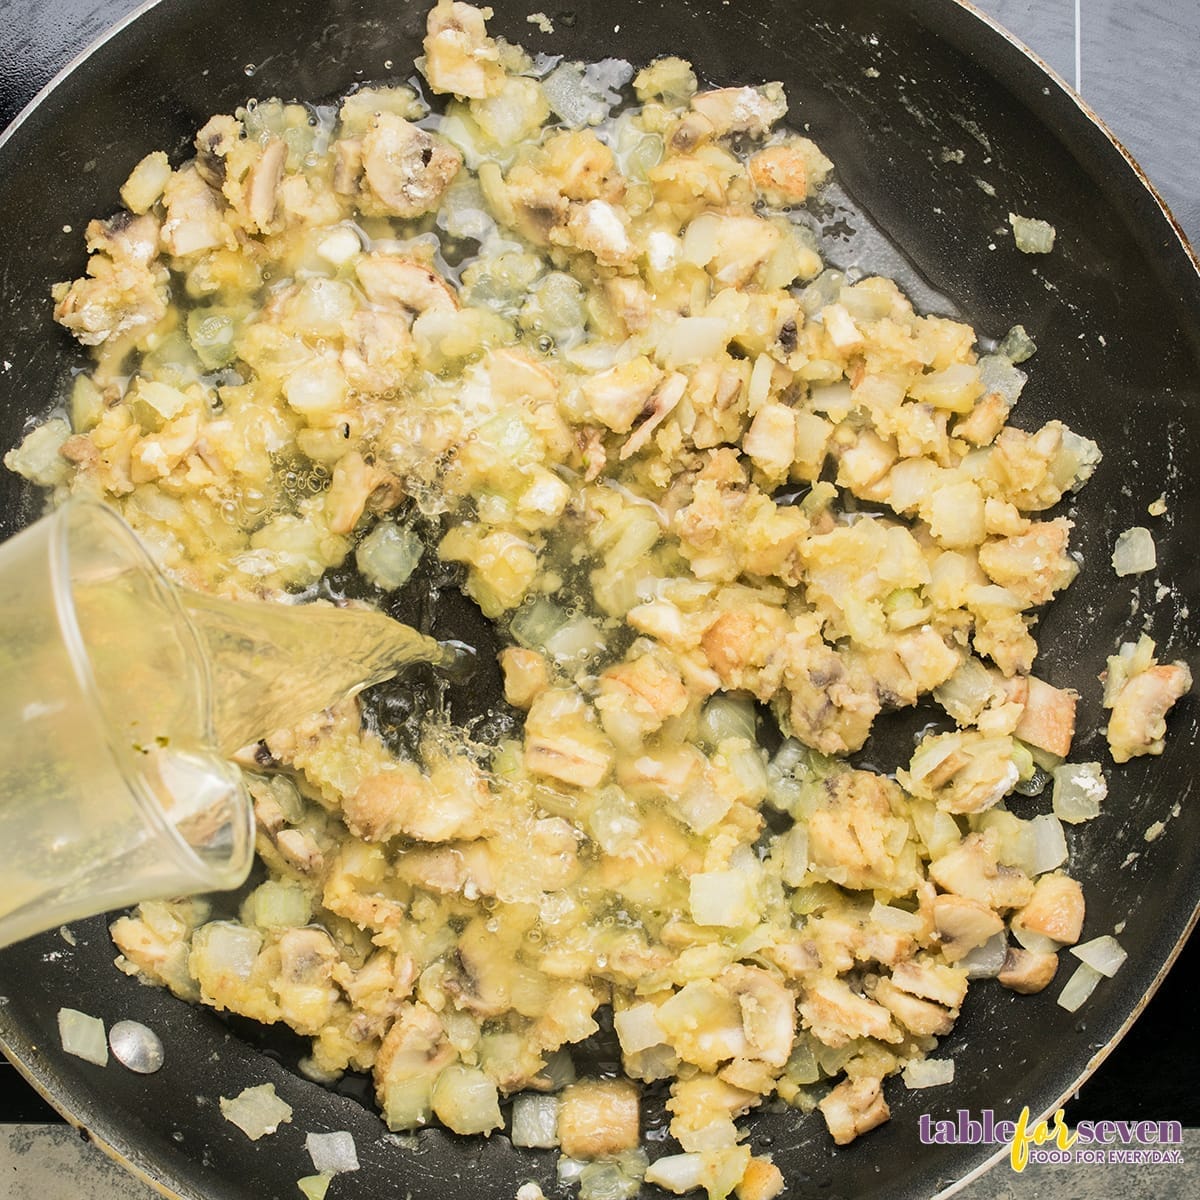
[1057,961,1103,1013]
[903,1058,955,1089]
[1112,526,1157,577]
[57,1008,108,1066]
[1069,935,1128,978]
[1026,813,1069,876]
[1052,762,1107,824]
[306,1131,359,1174]
[645,1154,705,1194]
[1009,213,1056,253]
[297,1175,332,1200]
[511,1093,561,1148]
[1012,923,1062,956]
[219,1083,294,1140]
[960,932,1008,979]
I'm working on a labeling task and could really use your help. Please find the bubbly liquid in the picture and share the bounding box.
[178,590,452,754]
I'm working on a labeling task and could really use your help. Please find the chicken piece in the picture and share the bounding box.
[1013,873,1084,946]
[1012,676,1077,758]
[499,646,549,708]
[747,138,831,205]
[998,947,1059,994]
[275,927,340,1033]
[1104,638,1192,763]
[565,199,635,266]
[953,391,1009,446]
[110,900,210,1000]
[928,832,1035,911]
[324,451,401,534]
[743,402,796,482]
[666,1075,758,1152]
[374,1002,456,1130]
[806,771,918,894]
[422,0,506,99]
[523,688,614,789]
[690,85,787,138]
[871,977,955,1037]
[890,958,968,1009]
[720,965,796,1068]
[360,112,462,218]
[798,977,900,1048]
[736,1158,785,1200]
[275,828,325,874]
[356,254,459,315]
[344,762,482,843]
[932,894,1004,963]
[558,1079,640,1160]
[818,1076,889,1146]
[341,308,416,392]
[899,731,1019,815]
[604,276,654,334]
[700,603,791,698]
[581,357,663,434]
[160,161,232,257]
[620,373,688,461]
[780,635,881,757]
[977,518,1077,607]
[596,652,690,748]
[52,213,170,347]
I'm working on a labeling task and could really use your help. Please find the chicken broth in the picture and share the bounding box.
[4,1,1192,1195]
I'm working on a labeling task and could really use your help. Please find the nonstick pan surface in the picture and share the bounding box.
[1,2,1198,1198]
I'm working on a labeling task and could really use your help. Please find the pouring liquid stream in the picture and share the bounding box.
[178,590,459,756]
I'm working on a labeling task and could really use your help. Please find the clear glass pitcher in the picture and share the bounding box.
[0,499,253,947]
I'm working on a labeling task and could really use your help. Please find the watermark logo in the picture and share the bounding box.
[918,1108,1185,1171]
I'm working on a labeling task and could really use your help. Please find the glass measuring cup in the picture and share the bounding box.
[0,499,253,948]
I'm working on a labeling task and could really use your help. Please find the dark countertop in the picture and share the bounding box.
[1,0,1197,1178]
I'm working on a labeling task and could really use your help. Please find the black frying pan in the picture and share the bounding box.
[1,2,1198,1198]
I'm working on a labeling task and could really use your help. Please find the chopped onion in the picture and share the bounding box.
[657,316,729,367]
[579,1159,640,1200]
[1025,813,1068,876]
[557,1158,587,1186]
[1012,922,1062,956]
[960,931,1008,979]
[1057,961,1103,1013]
[614,1003,667,1055]
[902,1058,955,1089]
[1069,935,1127,978]
[998,324,1037,364]
[1009,213,1056,254]
[775,826,809,888]
[1052,762,1107,824]
[697,693,757,748]
[220,1083,294,1140]
[977,354,1027,407]
[191,921,262,982]
[544,615,606,664]
[356,521,423,591]
[689,869,755,927]
[870,902,925,936]
[57,1008,108,1066]
[1112,526,1157,577]
[4,418,71,487]
[297,1174,332,1200]
[511,1092,561,1148]
[306,1131,359,1174]
[645,1154,705,1194]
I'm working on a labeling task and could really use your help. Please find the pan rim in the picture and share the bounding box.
[1,2,1198,1199]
